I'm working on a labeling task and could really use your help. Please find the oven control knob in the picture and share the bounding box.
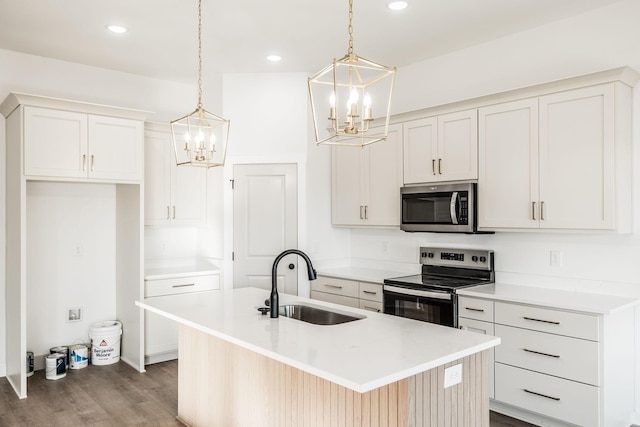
[421,252,427,258]
[479,256,487,263]
[427,252,434,258]
[472,256,478,262]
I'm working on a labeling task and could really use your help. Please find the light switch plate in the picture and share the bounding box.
[444,363,462,388]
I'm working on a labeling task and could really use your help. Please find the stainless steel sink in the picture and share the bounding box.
[279,304,365,325]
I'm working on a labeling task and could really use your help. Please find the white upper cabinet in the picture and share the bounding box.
[144,125,207,226]
[332,123,402,227]
[403,109,478,184]
[24,106,142,181]
[479,83,626,231]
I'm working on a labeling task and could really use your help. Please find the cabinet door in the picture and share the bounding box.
[403,117,437,184]
[172,164,207,226]
[89,115,143,181]
[437,109,478,182]
[539,84,614,229]
[144,129,172,225]
[478,99,539,229]
[331,145,365,225]
[365,124,402,226]
[24,107,87,178]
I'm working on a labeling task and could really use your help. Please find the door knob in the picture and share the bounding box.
[288,263,295,270]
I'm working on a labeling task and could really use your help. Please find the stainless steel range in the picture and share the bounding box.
[383,247,494,328]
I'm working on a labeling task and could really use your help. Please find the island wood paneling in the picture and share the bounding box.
[177,325,489,427]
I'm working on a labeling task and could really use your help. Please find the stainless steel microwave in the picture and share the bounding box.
[400,182,483,233]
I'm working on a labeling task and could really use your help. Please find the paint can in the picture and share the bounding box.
[69,344,89,370]
[89,320,122,365]
[45,353,66,380]
[26,351,34,377]
[50,346,69,369]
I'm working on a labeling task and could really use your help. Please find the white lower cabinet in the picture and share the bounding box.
[144,273,220,364]
[459,295,636,427]
[312,275,383,312]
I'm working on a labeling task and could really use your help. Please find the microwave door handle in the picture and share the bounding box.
[450,192,459,225]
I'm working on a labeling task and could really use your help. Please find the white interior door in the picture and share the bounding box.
[233,164,298,294]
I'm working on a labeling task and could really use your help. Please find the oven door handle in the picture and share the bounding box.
[450,191,459,225]
[384,285,452,301]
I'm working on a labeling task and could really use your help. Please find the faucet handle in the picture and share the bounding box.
[264,298,270,307]
[257,307,270,315]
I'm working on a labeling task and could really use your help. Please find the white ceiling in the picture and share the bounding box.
[0,0,624,83]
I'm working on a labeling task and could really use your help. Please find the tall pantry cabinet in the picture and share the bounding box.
[1,93,150,398]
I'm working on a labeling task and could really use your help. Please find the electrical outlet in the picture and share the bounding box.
[381,241,389,254]
[67,307,82,322]
[444,363,462,388]
[73,244,83,256]
[550,250,563,267]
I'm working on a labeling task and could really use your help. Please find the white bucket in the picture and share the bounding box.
[89,320,122,365]
[69,344,89,369]
[45,353,66,380]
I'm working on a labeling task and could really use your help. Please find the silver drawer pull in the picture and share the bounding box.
[523,316,560,325]
[325,284,343,289]
[363,306,381,312]
[523,389,560,401]
[523,348,560,358]
[362,290,377,295]
[172,283,196,288]
[464,307,485,312]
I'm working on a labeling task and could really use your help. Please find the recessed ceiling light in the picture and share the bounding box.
[387,1,408,10]
[107,25,127,34]
[266,55,282,62]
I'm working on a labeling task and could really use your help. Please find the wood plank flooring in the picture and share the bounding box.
[0,360,536,426]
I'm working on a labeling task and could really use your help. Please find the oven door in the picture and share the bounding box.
[383,285,456,327]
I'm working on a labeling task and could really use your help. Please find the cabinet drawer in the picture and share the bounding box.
[311,291,359,308]
[312,276,359,298]
[495,302,599,341]
[145,274,220,298]
[495,363,599,427]
[359,282,383,303]
[495,324,599,386]
[359,300,383,313]
[458,296,494,322]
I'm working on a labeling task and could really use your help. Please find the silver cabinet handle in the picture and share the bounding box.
[432,159,436,175]
[166,206,170,220]
[523,348,560,358]
[362,290,377,295]
[523,389,560,401]
[364,205,368,220]
[523,316,560,325]
[438,158,442,174]
[541,201,545,221]
[90,155,95,172]
[82,154,87,171]
[532,201,536,220]
[359,206,364,220]
[464,307,485,312]
[362,306,381,312]
[325,284,343,289]
[173,206,176,219]
[172,283,195,288]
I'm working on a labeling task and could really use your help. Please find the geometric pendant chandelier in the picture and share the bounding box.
[170,0,230,167]
[308,0,396,147]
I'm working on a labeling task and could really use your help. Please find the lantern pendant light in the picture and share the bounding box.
[308,0,396,147]
[170,0,230,167]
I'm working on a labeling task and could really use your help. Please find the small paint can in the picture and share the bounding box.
[50,346,69,369]
[69,344,89,370]
[45,353,66,380]
[26,351,34,377]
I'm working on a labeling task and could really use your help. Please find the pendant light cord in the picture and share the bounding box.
[347,0,354,56]
[197,0,203,110]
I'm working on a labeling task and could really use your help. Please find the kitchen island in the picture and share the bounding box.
[136,287,499,426]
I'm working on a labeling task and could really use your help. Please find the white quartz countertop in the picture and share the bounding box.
[136,287,499,393]
[144,265,220,281]
[458,283,640,315]
[316,267,412,284]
